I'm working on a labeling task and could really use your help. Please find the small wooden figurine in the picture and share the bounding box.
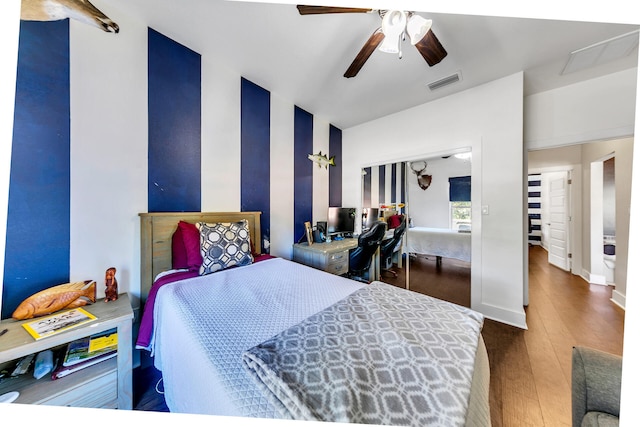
[104,267,118,302]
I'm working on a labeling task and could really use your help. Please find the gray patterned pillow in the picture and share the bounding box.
[197,220,254,275]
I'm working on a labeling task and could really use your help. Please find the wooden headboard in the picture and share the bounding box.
[138,211,261,302]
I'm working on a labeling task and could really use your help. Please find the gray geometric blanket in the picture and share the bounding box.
[242,281,484,426]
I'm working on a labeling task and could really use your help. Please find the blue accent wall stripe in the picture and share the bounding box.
[147,28,201,213]
[391,163,397,203]
[3,21,70,319]
[328,125,342,207]
[294,107,314,243]
[241,78,271,252]
[378,165,385,204]
[363,167,372,208]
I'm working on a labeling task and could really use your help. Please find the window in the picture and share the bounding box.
[449,176,471,230]
[451,201,471,230]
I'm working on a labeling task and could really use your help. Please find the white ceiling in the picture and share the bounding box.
[106,0,640,129]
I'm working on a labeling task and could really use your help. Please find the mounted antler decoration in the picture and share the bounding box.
[20,0,119,33]
[410,161,432,190]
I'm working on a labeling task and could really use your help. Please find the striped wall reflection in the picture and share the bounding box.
[362,162,406,213]
[528,174,542,245]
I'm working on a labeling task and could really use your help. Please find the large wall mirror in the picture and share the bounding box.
[361,150,473,306]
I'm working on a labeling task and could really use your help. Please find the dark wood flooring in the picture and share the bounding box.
[133,245,626,426]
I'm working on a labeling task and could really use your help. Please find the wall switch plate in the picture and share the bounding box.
[481,205,490,215]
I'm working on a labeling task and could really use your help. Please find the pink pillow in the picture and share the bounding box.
[171,225,188,269]
[178,221,202,271]
[388,214,402,229]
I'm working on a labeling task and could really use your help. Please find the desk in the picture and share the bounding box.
[292,239,356,276]
[292,239,380,280]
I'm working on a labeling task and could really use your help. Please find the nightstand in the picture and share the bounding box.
[0,293,134,409]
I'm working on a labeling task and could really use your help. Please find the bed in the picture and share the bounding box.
[405,226,472,265]
[136,212,490,426]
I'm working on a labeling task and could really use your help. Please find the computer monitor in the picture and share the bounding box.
[362,208,379,231]
[327,207,356,236]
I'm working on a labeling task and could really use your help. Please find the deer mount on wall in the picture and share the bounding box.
[20,0,119,33]
[410,161,432,190]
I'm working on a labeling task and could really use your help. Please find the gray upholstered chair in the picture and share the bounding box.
[572,346,622,427]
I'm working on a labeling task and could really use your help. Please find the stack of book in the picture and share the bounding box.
[51,331,118,380]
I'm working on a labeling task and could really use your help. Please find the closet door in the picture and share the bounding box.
[546,171,570,271]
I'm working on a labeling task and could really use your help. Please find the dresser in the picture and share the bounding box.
[292,239,358,276]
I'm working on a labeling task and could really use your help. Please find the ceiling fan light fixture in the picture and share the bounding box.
[407,15,432,45]
[378,35,400,54]
[379,10,407,54]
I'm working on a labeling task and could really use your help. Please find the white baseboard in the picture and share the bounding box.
[582,269,607,286]
[611,290,626,310]
[474,302,528,330]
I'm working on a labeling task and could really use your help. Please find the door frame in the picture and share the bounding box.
[589,152,616,286]
[528,165,580,277]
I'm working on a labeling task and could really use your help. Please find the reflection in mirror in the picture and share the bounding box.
[361,150,472,306]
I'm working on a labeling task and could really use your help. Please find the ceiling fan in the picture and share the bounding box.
[297,5,448,78]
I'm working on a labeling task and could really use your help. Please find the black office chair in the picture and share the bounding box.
[347,221,387,283]
[380,215,407,278]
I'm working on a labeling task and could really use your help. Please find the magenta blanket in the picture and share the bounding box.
[136,270,199,350]
[136,254,276,351]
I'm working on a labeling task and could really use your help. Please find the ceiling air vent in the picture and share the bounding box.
[562,30,639,75]
[427,71,462,91]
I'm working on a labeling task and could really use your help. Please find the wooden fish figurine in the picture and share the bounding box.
[12,280,97,320]
[307,151,335,169]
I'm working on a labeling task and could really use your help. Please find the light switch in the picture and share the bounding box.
[481,205,489,215]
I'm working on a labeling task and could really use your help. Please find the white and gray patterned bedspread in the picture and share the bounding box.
[242,281,484,426]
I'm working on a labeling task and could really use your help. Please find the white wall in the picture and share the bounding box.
[620,89,640,426]
[69,15,148,310]
[312,116,330,224]
[269,93,295,258]
[343,72,527,329]
[407,156,472,228]
[201,52,241,212]
[525,68,637,150]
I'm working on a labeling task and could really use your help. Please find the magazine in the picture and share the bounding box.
[22,307,97,340]
[52,351,116,380]
[63,332,118,367]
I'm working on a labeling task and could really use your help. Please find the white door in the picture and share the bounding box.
[547,172,570,271]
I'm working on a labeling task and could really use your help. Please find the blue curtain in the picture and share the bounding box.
[449,176,471,202]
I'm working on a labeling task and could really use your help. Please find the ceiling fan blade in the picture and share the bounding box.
[414,30,448,67]
[344,28,385,78]
[296,5,373,15]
